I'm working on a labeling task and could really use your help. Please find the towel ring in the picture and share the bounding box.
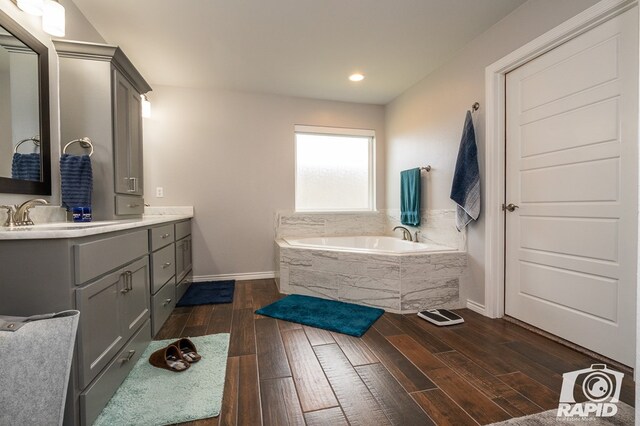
[13,136,40,154]
[63,137,94,157]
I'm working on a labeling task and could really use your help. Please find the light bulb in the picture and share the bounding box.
[42,0,65,37]
[349,73,365,82]
[17,0,44,16]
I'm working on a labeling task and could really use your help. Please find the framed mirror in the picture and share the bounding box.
[0,8,50,195]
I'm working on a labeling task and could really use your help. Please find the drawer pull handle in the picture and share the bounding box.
[161,233,170,239]
[120,349,136,364]
[127,203,140,208]
[163,298,172,306]
[162,262,172,269]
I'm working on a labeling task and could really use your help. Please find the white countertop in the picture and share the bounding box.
[0,212,193,240]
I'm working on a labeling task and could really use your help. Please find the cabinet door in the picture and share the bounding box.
[76,270,125,388]
[120,257,150,340]
[113,70,132,195]
[128,86,143,195]
[176,236,192,283]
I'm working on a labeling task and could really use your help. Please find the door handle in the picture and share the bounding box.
[163,298,172,307]
[120,272,130,293]
[162,261,172,269]
[503,203,519,212]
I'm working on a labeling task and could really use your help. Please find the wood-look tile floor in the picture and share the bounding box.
[156,279,635,426]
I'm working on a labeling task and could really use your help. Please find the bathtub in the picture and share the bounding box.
[284,236,456,254]
[275,236,467,313]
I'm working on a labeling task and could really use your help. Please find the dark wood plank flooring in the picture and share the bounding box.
[157,279,635,426]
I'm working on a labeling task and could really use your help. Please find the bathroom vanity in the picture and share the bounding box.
[0,215,193,425]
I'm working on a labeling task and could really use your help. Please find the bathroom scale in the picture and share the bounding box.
[417,309,464,326]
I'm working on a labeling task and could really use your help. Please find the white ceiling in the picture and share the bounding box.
[73,0,526,105]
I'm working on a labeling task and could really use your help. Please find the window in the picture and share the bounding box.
[295,125,375,212]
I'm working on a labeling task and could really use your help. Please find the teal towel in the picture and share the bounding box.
[401,168,421,226]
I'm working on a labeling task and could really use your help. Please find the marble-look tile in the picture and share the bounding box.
[337,275,400,311]
[400,253,467,280]
[401,277,460,312]
[289,268,338,299]
[324,213,385,236]
[385,208,465,251]
[313,251,400,280]
[278,265,290,293]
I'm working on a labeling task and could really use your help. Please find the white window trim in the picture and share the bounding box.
[294,125,377,213]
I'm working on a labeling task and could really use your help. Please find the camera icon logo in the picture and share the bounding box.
[557,364,624,418]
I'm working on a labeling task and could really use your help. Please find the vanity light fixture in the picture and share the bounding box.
[17,0,44,16]
[42,0,65,37]
[349,73,365,82]
[141,94,151,118]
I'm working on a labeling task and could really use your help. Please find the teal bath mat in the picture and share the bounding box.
[256,294,384,337]
[94,333,230,426]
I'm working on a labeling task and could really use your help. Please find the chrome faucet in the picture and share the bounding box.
[393,226,413,241]
[11,198,49,226]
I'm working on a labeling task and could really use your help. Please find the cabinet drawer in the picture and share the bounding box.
[151,243,175,294]
[150,224,174,251]
[176,272,193,303]
[80,320,151,426]
[74,230,148,284]
[175,220,191,240]
[115,194,144,216]
[152,281,176,337]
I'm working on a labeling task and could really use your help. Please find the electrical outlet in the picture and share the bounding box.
[156,187,164,198]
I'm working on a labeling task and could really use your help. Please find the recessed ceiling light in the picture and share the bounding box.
[349,73,365,82]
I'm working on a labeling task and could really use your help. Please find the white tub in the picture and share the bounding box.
[284,235,456,254]
[276,235,466,313]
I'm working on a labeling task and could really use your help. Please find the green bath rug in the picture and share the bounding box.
[94,333,230,426]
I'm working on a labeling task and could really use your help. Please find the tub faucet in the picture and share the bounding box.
[14,198,48,226]
[393,226,413,242]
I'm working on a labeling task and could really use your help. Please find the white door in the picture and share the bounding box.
[505,9,638,366]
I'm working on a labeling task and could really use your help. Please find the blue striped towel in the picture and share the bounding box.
[11,153,41,181]
[60,154,93,210]
[450,111,480,231]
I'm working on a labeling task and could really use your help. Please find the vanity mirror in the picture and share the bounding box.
[0,8,50,195]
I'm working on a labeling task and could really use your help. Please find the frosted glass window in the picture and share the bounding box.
[295,127,375,212]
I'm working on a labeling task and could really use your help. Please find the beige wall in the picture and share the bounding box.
[143,86,385,278]
[385,0,600,306]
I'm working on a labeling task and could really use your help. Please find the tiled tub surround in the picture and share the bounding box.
[386,208,466,251]
[275,209,465,251]
[275,211,386,239]
[275,238,467,314]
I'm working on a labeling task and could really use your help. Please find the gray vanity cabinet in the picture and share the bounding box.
[53,40,151,220]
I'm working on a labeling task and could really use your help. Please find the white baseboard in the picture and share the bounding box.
[193,271,276,282]
[466,299,487,316]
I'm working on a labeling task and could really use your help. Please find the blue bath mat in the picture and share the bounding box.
[255,294,384,337]
[176,280,235,306]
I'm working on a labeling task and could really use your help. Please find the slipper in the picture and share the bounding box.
[149,344,190,372]
[170,338,202,363]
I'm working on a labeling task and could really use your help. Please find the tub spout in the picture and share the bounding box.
[393,226,413,241]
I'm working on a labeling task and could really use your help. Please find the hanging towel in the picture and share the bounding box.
[450,110,480,231]
[400,167,421,226]
[60,154,93,210]
[11,153,41,181]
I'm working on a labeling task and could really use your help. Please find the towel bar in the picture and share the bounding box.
[63,137,94,157]
[420,166,431,172]
[13,136,40,153]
